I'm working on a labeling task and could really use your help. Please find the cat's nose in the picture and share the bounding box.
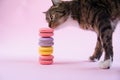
[49,23,52,28]
[49,22,54,28]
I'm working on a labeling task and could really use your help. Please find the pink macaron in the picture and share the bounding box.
[39,28,54,37]
[39,55,54,65]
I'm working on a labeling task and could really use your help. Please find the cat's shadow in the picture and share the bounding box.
[54,60,91,65]
[54,60,120,71]
[52,60,102,71]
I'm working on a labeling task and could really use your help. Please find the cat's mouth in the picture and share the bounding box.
[49,22,59,29]
[49,26,57,29]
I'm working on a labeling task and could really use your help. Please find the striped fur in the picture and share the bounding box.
[45,0,120,69]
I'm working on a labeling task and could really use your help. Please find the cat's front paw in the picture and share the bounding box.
[89,56,98,62]
[99,59,112,69]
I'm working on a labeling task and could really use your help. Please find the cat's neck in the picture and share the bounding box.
[63,1,81,23]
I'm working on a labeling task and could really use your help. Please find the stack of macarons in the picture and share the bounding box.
[38,28,54,65]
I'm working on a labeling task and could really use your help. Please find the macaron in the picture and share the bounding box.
[39,55,54,65]
[39,28,54,37]
[38,46,53,56]
[39,37,54,46]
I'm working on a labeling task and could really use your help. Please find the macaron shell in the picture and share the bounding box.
[39,28,54,33]
[39,46,53,52]
[39,51,53,56]
[40,55,54,60]
[39,42,54,47]
[39,60,53,65]
[39,33,54,37]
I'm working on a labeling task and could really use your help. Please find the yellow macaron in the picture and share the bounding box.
[38,46,53,55]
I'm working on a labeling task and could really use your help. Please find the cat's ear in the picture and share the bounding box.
[51,0,61,5]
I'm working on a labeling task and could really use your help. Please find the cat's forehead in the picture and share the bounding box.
[47,5,60,13]
[46,3,65,15]
[46,7,57,16]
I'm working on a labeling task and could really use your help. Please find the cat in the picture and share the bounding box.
[44,0,120,69]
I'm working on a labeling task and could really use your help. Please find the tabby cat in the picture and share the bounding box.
[45,0,120,69]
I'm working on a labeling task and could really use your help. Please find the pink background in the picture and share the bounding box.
[0,0,120,80]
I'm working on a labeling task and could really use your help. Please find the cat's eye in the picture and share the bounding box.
[50,15,55,21]
[55,10,64,13]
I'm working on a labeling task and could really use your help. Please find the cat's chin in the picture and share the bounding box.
[51,25,67,30]
[49,25,62,30]
[49,26,58,29]
[49,24,60,29]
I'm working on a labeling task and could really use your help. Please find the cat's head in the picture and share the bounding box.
[45,0,70,29]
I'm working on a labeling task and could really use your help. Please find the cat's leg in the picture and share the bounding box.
[89,36,103,62]
[98,21,113,69]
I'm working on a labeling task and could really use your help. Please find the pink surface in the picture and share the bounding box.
[0,0,120,80]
